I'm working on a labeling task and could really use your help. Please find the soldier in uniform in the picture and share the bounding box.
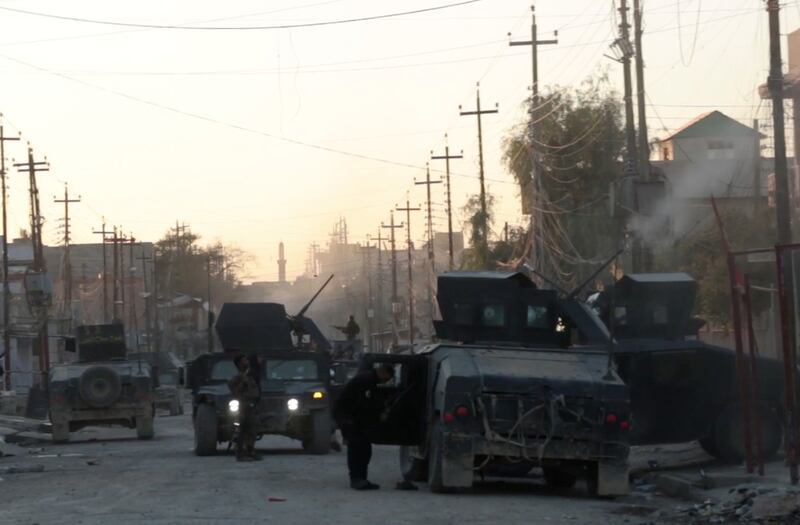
[333,364,394,490]
[228,354,262,462]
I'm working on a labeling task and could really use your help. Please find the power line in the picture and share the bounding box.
[0,1,485,31]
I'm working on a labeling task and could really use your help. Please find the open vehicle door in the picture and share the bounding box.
[359,353,429,446]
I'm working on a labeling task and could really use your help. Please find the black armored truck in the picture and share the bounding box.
[587,273,788,462]
[188,301,334,456]
[48,324,155,442]
[361,271,631,496]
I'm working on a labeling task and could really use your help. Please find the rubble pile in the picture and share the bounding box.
[667,485,800,523]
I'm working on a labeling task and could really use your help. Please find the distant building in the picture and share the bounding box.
[653,110,765,202]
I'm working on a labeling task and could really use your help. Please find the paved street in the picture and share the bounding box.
[0,410,650,525]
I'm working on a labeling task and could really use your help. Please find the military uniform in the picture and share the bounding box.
[228,369,261,460]
[333,370,383,487]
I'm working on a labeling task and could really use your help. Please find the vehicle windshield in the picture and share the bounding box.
[266,359,318,381]
[210,360,238,381]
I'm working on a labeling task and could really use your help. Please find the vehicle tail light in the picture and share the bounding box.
[443,412,455,424]
[455,405,470,418]
[605,413,618,424]
[620,420,630,430]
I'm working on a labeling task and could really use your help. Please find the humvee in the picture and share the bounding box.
[48,324,155,442]
[188,298,334,456]
[361,272,631,496]
[587,273,787,462]
[129,351,185,416]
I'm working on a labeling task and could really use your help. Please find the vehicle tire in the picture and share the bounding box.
[714,404,783,463]
[194,404,218,456]
[543,467,577,489]
[136,415,155,440]
[699,435,719,458]
[428,421,454,494]
[304,410,331,455]
[400,446,428,482]
[51,421,70,443]
[78,366,122,408]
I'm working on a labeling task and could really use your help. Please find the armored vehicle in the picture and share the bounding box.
[188,289,335,456]
[360,272,631,496]
[129,351,185,416]
[48,324,155,443]
[587,273,787,462]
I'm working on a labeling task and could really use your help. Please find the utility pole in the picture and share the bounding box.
[615,0,638,170]
[54,184,80,330]
[92,220,112,323]
[153,247,161,353]
[14,148,49,381]
[633,0,650,181]
[460,84,498,266]
[431,135,463,271]
[127,233,138,348]
[105,227,126,321]
[0,124,19,390]
[766,0,791,245]
[206,253,213,353]
[415,163,441,336]
[372,229,389,350]
[361,241,374,351]
[397,199,421,346]
[381,212,403,348]
[137,249,152,351]
[509,5,558,273]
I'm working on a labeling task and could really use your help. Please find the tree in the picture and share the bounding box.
[660,204,775,325]
[154,227,248,305]
[503,76,625,288]
[460,193,495,270]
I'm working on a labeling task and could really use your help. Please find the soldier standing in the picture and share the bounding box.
[228,355,262,462]
[333,364,394,490]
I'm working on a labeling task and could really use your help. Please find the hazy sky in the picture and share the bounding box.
[0,0,791,281]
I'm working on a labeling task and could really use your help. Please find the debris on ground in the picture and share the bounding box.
[0,463,45,474]
[660,485,800,523]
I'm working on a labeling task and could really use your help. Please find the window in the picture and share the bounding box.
[453,303,475,326]
[613,306,628,326]
[707,140,735,159]
[481,304,505,327]
[266,359,318,381]
[652,305,669,325]
[210,360,238,381]
[526,305,551,329]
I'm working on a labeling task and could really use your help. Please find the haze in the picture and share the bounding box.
[0,0,782,281]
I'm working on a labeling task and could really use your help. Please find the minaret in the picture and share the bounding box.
[278,242,287,283]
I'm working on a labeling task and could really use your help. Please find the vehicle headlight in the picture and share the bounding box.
[287,398,299,411]
[228,399,240,413]
[312,391,324,400]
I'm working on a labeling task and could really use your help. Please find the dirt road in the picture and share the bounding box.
[0,412,651,524]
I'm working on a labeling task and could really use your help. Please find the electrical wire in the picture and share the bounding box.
[0,1,485,31]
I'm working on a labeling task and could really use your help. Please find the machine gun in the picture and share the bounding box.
[288,274,334,348]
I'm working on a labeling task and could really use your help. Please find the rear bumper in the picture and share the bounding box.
[50,404,151,424]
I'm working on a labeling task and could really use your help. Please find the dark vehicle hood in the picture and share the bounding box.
[436,345,625,397]
[261,380,327,395]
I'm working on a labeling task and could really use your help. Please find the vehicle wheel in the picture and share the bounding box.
[400,446,428,482]
[79,366,122,408]
[428,421,454,493]
[51,421,70,443]
[714,404,783,463]
[194,404,218,456]
[136,415,155,440]
[304,410,331,455]
[699,435,719,458]
[543,467,577,489]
